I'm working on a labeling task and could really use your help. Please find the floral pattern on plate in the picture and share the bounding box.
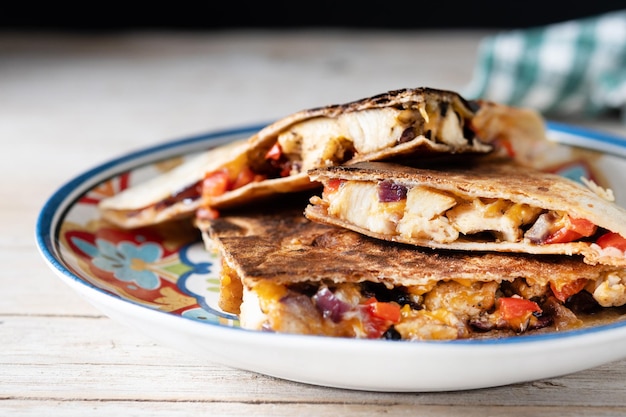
[55,157,238,327]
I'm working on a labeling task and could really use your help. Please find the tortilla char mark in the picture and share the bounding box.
[199,207,626,341]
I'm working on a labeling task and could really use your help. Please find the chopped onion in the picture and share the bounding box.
[378,180,407,202]
[524,212,557,243]
[313,287,351,323]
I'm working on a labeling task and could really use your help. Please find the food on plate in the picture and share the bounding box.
[305,159,626,267]
[98,139,248,229]
[96,84,626,342]
[98,87,547,229]
[197,204,626,341]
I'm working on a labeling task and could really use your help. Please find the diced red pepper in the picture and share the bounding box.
[544,217,597,244]
[231,166,254,190]
[496,297,541,321]
[596,231,626,252]
[265,143,282,160]
[202,169,230,197]
[231,166,266,190]
[550,279,588,302]
[368,301,402,323]
[324,179,343,194]
[361,315,388,339]
[358,298,402,339]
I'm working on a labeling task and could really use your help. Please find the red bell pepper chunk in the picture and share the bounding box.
[496,297,541,321]
[359,298,401,339]
[202,169,231,197]
[364,298,401,323]
[324,179,343,194]
[550,278,588,302]
[544,217,596,244]
[230,166,266,190]
[231,166,254,190]
[265,142,282,160]
[596,231,626,252]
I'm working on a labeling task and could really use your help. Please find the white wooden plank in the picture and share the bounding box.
[2,315,626,407]
[2,400,625,417]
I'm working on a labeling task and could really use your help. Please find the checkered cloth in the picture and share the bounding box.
[463,10,626,124]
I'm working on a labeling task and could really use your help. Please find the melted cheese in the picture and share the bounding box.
[235,277,617,341]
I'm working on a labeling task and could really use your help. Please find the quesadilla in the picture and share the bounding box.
[198,205,626,341]
[99,87,547,229]
[305,160,626,268]
[99,139,249,229]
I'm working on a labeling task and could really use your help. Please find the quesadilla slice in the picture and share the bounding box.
[99,139,249,229]
[305,160,626,268]
[99,87,547,229]
[198,205,626,341]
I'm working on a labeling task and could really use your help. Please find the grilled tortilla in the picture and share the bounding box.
[99,87,547,229]
[198,205,626,341]
[305,160,626,267]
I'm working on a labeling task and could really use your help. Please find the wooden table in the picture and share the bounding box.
[3,29,626,416]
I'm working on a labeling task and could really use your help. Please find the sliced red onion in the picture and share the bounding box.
[313,286,351,323]
[378,180,407,202]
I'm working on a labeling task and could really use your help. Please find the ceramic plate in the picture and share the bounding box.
[36,122,626,392]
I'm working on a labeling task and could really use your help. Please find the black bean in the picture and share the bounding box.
[382,326,402,340]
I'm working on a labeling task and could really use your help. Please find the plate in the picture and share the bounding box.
[36,121,626,392]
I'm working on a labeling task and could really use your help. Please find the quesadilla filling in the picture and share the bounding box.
[197,101,489,219]
[220,266,626,340]
[308,179,626,262]
[259,101,485,175]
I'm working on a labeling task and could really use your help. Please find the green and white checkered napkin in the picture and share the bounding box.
[463,10,626,123]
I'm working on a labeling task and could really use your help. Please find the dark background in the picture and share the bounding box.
[1,2,624,31]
